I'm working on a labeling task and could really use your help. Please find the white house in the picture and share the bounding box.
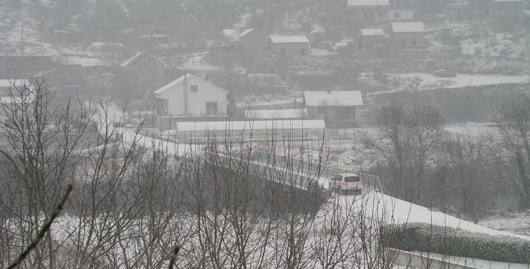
[154,74,229,130]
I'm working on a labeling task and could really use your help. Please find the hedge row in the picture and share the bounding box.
[382,222,530,264]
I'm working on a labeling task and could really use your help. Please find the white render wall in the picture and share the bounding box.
[157,75,228,116]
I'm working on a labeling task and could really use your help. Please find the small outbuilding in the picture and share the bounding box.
[390,21,425,47]
[303,90,363,127]
[268,35,310,56]
[359,28,388,50]
[239,28,267,52]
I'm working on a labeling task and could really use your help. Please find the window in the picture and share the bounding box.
[281,48,286,55]
[498,3,505,10]
[300,48,306,55]
[394,12,401,19]
[317,106,327,114]
[206,102,218,115]
[513,2,519,9]
[191,85,198,92]
[365,11,374,21]
[411,39,416,46]
[379,11,386,18]
[401,39,406,46]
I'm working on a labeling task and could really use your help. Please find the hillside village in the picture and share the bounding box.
[0,0,528,129]
[2,1,530,267]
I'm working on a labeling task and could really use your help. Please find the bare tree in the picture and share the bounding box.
[0,78,87,268]
[496,94,530,209]
[442,135,495,223]
[374,102,444,204]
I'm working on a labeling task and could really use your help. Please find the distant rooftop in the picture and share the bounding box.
[0,79,30,90]
[154,74,228,95]
[222,29,239,41]
[119,52,167,68]
[304,91,363,107]
[239,28,254,37]
[120,52,142,67]
[347,0,389,7]
[391,22,425,33]
[361,28,386,36]
[269,35,309,44]
[64,56,106,67]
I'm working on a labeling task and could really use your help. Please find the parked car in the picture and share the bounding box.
[329,173,363,195]
[433,69,456,78]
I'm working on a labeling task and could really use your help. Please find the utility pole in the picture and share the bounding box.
[21,25,24,56]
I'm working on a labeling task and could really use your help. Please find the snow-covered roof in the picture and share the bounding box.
[239,28,254,37]
[245,109,308,120]
[347,0,389,7]
[391,22,425,33]
[304,91,363,107]
[119,52,167,68]
[222,29,240,41]
[176,120,325,132]
[361,28,385,36]
[493,0,523,2]
[269,35,309,44]
[154,74,228,95]
[63,56,106,67]
[119,52,142,67]
[0,79,30,90]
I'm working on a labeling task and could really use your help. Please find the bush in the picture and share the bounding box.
[382,222,530,264]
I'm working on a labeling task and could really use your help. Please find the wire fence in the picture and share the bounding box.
[253,151,384,193]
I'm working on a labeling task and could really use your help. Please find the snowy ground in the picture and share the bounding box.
[364,72,530,94]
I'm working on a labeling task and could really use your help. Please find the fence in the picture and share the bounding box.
[252,151,383,192]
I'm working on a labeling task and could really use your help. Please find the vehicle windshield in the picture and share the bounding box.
[344,176,359,182]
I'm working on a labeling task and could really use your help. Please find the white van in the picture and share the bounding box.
[329,173,363,195]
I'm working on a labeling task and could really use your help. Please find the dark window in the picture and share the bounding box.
[191,85,198,92]
[317,106,326,114]
[344,175,360,182]
[401,39,406,46]
[394,12,401,19]
[411,39,416,46]
[379,11,386,18]
[513,2,519,9]
[300,48,306,55]
[498,3,505,10]
[281,48,286,55]
[206,102,218,114]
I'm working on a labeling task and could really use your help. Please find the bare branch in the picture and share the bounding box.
[4,184,73,269]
